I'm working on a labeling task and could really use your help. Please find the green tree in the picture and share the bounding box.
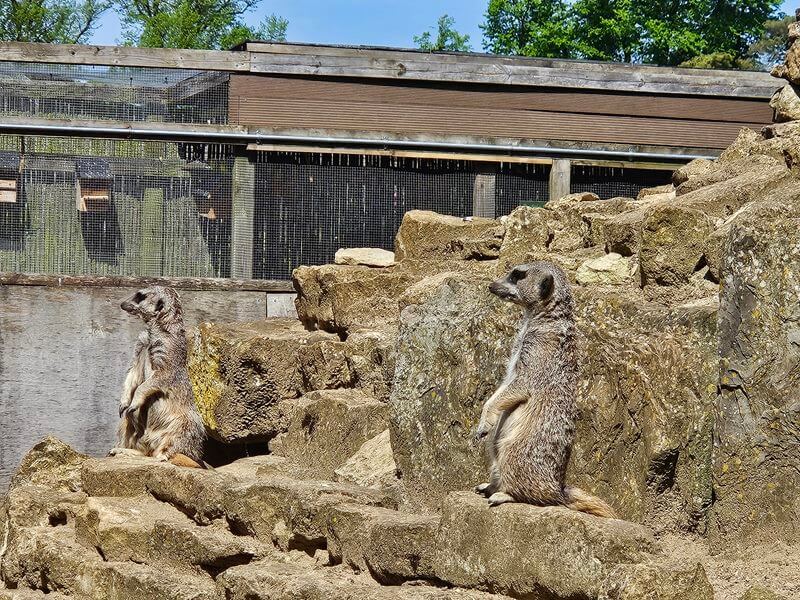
[571,0,639,62]
[414,14,472,52]
[0,0,111,43]
[748,14,793,68]
[117,0,288,49]
[481,0,576,58]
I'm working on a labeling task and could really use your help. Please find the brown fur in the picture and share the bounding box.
[110,286,206,468]
[475,262,616,519]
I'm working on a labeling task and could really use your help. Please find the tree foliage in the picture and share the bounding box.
[117,0,287,49]
[748,14,793,68]
[0,0,111,44]
[481,0,574,58]
[481,0,784,68]
[414,14,471,52]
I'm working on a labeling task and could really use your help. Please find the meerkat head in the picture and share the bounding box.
[489,261,571,313]
[120,286,182,324]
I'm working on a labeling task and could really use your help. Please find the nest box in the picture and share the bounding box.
[76,158,113,212]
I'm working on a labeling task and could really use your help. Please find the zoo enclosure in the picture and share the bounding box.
[0,42,773,282]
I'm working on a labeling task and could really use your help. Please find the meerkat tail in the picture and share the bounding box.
[169,453,207,469]
[563,486,617,519]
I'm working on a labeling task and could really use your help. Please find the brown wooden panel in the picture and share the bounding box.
[230,74,772,124]
[229,94,763,150]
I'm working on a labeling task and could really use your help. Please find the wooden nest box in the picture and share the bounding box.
[0,153,21,204]
[76,158,113,212]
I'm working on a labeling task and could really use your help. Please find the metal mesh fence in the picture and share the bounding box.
[570,165,673,198]
[0,135,232,278]
[252,152,550,280]
[0,62,229,124]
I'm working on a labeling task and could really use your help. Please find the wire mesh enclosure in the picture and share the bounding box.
[570,165,673,198]
[0,61,229,124]
[252,152,550,280]
[0,135,232,278]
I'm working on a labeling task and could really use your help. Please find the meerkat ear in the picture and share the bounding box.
[538,273,555,301]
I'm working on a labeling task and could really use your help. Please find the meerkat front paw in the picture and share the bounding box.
[475,482,493,496]
[474,419,494,442]
[487,492,515,507]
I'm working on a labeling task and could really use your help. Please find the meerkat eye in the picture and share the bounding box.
[155,298,165,313]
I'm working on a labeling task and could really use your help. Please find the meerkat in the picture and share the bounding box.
[110,286,207,468]
[474,261,616,518]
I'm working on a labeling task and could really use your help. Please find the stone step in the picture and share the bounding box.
[9,526,217,600]
[326,504,440,584]
[74,495,270,574]
[81,455,395,549]
[218,560,511,600]
[269,389,389,480]
[433,492,714,600]
[0,589,73,600]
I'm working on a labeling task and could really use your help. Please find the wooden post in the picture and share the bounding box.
[140,188,164,277]
[231,153,255,279]
[473,164,497,218]
[549,159,571,203]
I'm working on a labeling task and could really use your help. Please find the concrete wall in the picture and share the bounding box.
[0,283,294,491]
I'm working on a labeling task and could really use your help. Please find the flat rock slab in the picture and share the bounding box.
[326,503,440,583]
[219,560,512,600]
[394,210,503,261]
[270,389,389,480]
[335,247,396,267]
[335,429,398,491]
[435,492,663,598]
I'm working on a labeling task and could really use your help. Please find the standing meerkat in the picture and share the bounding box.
[110,286,207,468]
[474,261,616,518]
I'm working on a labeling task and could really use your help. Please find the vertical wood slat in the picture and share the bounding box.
[231,154,255,279]
[549,159,571,203]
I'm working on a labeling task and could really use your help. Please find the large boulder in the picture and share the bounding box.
[497,205,552,271]
[269,389,389,480]
[576,252,637,286]
[187,319,333,443]
[710,215,800,549]
[389,274,517,510]
[334,429,399,492]
[394,210,503,261]
[433,492,712,600]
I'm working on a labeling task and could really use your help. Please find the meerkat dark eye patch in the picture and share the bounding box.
[133,291,146,303]
[155,298,164,313]
[538,273,554,300]
[509,267,530,285]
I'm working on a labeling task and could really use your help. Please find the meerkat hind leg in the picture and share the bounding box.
[487,492,516,507]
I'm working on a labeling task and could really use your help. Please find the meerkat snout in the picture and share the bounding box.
[490,263,555,308]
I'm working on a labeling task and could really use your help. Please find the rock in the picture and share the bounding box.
[187,319,333,443]
[576,252,636,286]
[219,560,509,600]
[221,476,395,548]
[335,429,398,491]
[673,158,717,188]
[297,328,397,402]
[389,274,517,509]
[639,204,715,287]
[740,587,787,600]
[497,205,552,270]
[599,561,714,599]
[770,84,800,122]
[545,195,635,254]
[326,504,439,583]
[772,41,800,84]
[637,184,675,201]
[570,290,717,532]
[675,156,790,200]
[433,492,663,598]
[335,247,396,267]
[394,210,503,261]
[270,390,389,480]
[602,205,651,257]
[710,215,800,549]
[11,436,87,492]
[293,263,418,334]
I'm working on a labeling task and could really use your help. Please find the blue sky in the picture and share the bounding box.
[91,0,798,51]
